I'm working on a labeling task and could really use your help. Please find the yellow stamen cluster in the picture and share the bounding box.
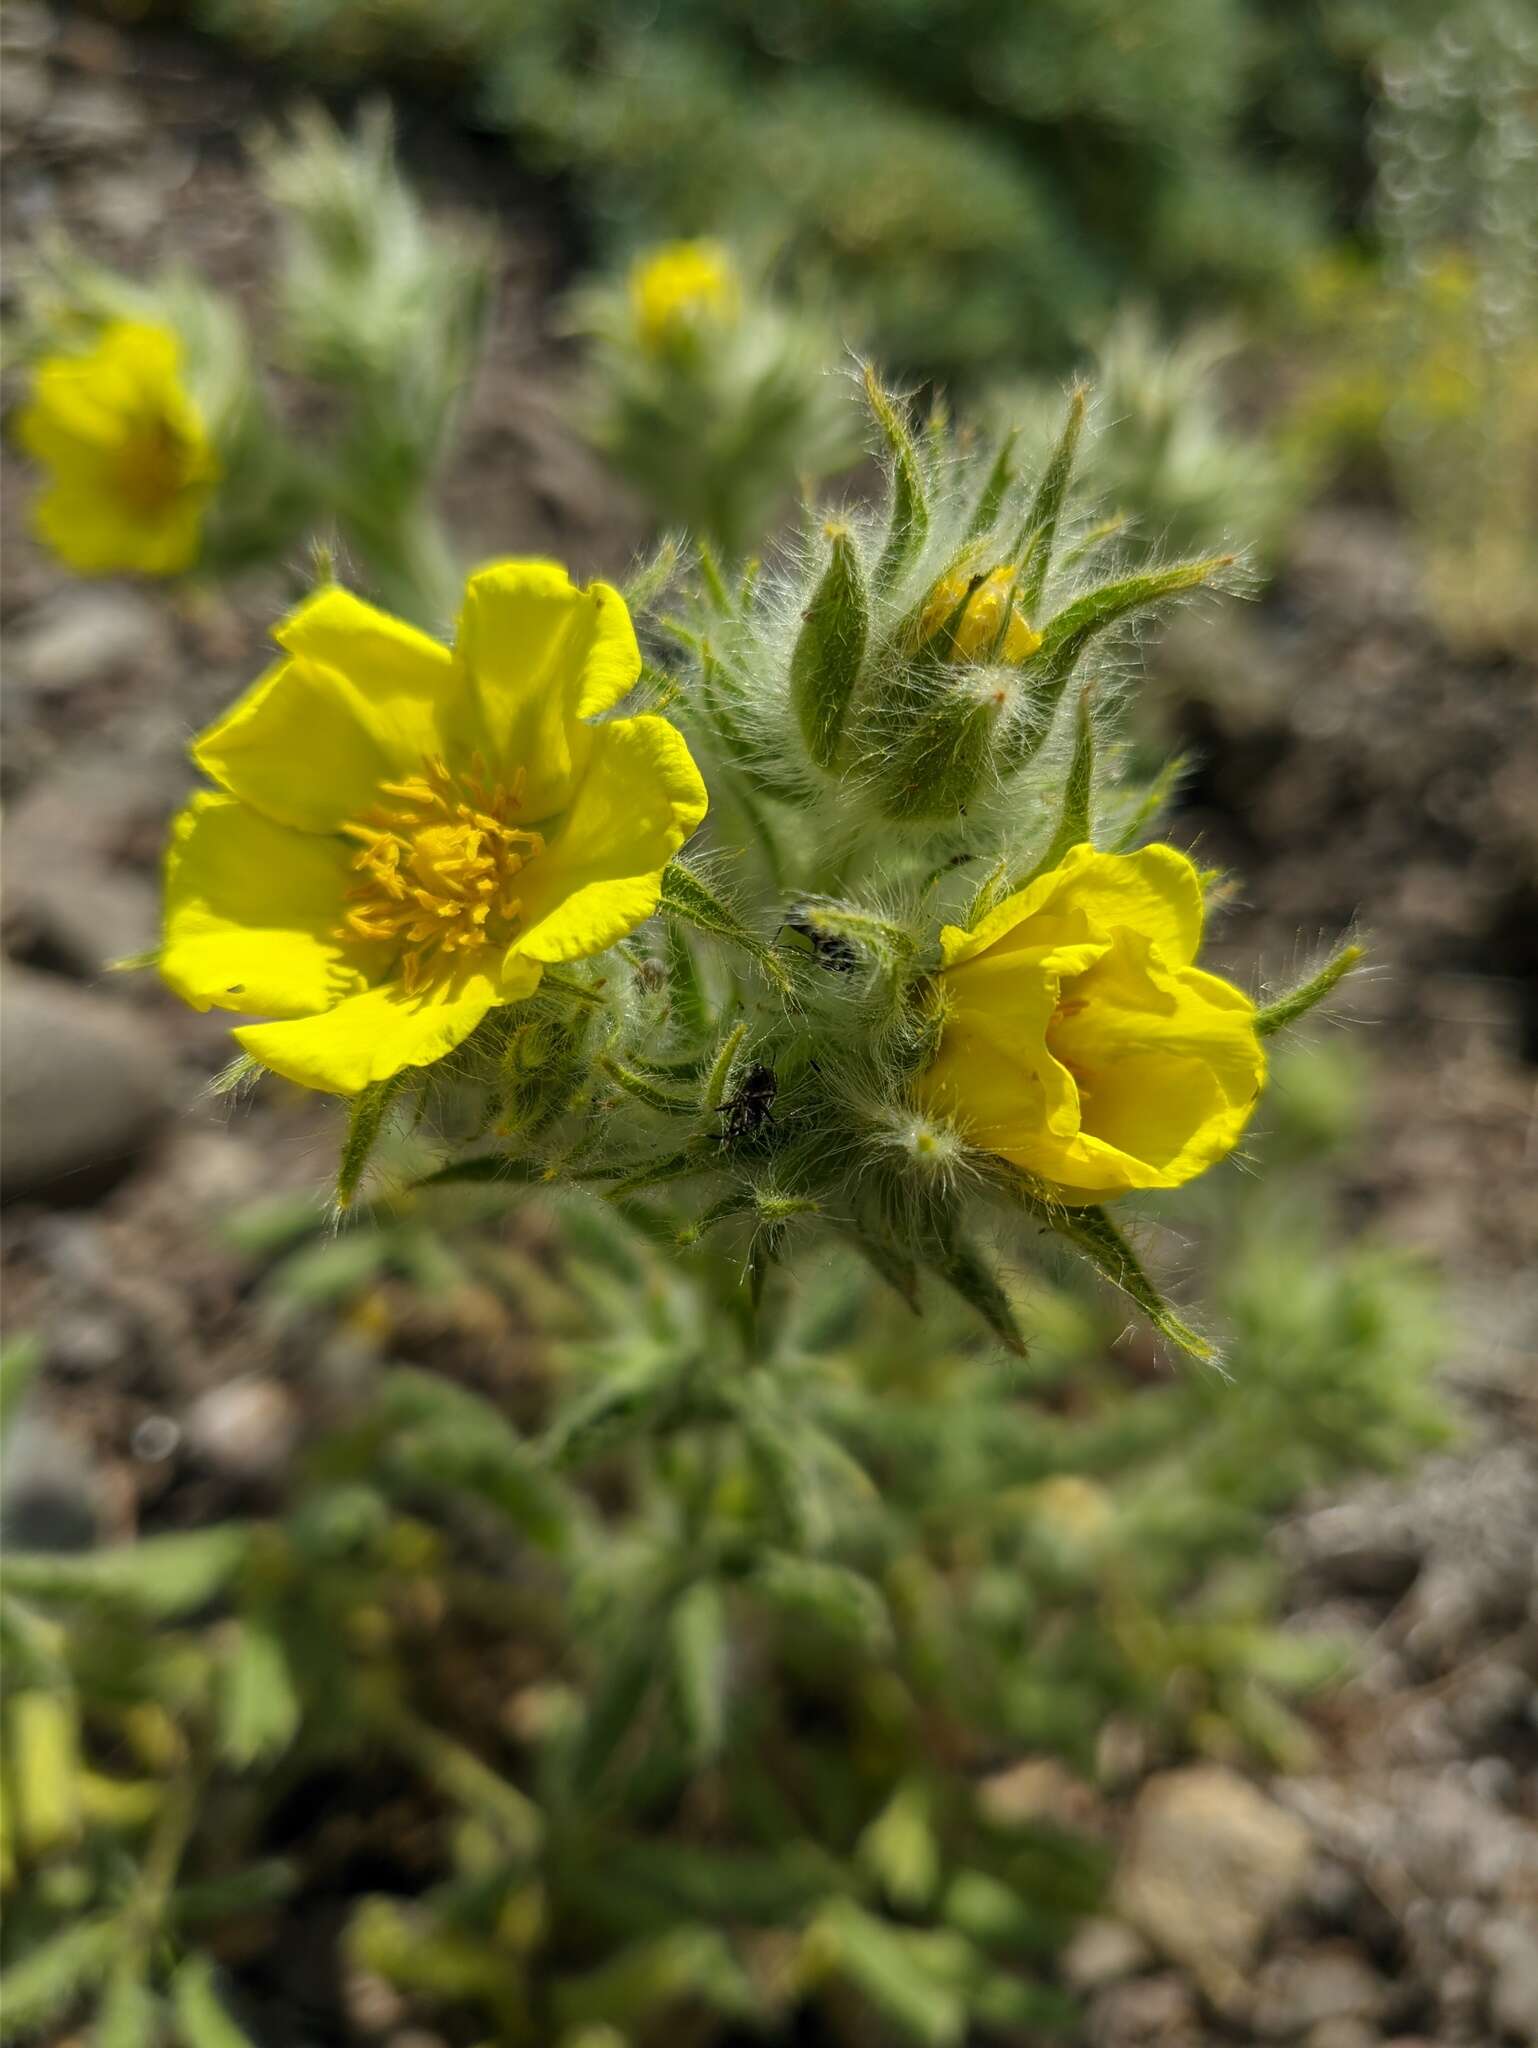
[340,757,544,995]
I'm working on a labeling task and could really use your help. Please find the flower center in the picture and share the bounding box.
[339,756,544,995]
[115,416,196,515]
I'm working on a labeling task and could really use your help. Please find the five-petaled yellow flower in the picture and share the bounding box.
[629,240,740,353]
[160,561,708,1094]
[918,843,1264,1204]
[18,320,219,577]
[917,564,1043,665]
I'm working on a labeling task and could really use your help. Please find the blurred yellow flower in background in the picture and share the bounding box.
[917,564,1043,664]
[919,843,1264,1203]
[17,319,218,576]
[160,560,708,1093]
[629,239,740,352]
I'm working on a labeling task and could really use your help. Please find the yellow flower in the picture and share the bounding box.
[160,561,708,1094]
[917,564,1042,665]
[917,843,1263,1204]
[629,240,740,352]
[17,320,218,576]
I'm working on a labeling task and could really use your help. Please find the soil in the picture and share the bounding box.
[2,8,1534,2046]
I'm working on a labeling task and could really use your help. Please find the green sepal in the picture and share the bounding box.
[1013,385,1087,618]
[787,898,916,970]
[598,1057,698,1116]
[336,1073,409,1209]
[791,522,869,770]
[660,862,794,996]
[691,641,813,806]
[1008,554,1231,772]
[865,365,930,594]
[413,1153,549,1189]
[603,1145,719,1201]
[874,673,1007,822]
[1022,1192,1217,1365]
[1255,943,1364,1038]
[846,1228,921,1311]
[1110,750,1190,850]
[966,427,1019,538]
[931,1231,1028,1357]
[1019,685,1096,884]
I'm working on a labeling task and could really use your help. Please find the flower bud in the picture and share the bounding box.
[916,564,1042,666]
[871,665,1019,822]
[628,239,740,353]
[790,522,869,770]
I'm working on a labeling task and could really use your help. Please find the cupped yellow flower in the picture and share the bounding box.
[917,564,1043,665]
[160,561,708,1094]
[629,240,740,352]
[17,320,219,577]
[917,843,1264,1205]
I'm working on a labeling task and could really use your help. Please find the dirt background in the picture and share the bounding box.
[2,8,1535,2045]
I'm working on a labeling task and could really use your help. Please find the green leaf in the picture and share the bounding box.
[377,1370,568,1550]
[1014,384,1087,618]
[336,1073,408,1209]
[543,1355,693,1470]
[0,1915,119,2041]
[172,1954,261,2048]
[791,523,870,769]
[1256,944,1364,1037]
[659,863,793,995]
[96,1968,160,2048]
[0,1333,43,1442]
[865,365,930,594]
[217,1612,302,1770]
[552,1925,758,2032]
[857,1778,940,1910]
[806,1900,967,2047]
[752,1553,892,1656]
[3,1526,252,1618]
[669,1579,727,1765]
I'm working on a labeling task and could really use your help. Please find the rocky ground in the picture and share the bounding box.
[2,8,1535,2046]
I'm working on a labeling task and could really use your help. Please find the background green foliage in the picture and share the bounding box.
[169,0,1447,379]
[0,1054,1447,2044]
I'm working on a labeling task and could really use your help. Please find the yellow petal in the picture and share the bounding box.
[454,561,641,821]
[943,842,1205,974]
[235,971,516,1095]
[30,477,203,578]
[1043,843,1205,967]
[160,792,372,1016]
[192,588,463,834]
[506,714,708,968]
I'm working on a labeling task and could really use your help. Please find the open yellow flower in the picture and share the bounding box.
[160,561,708,1094]
[18,320,218,576]
[629,240,740,353]
[917,843,1264,1204]
[916,564,1043,665]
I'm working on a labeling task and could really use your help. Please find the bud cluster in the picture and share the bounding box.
[361,373,1352,1364]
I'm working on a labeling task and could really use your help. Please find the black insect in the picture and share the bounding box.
[778,909,858,975]
[715,1063,778,1143]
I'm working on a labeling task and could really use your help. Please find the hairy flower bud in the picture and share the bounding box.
[790,523,870,770]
